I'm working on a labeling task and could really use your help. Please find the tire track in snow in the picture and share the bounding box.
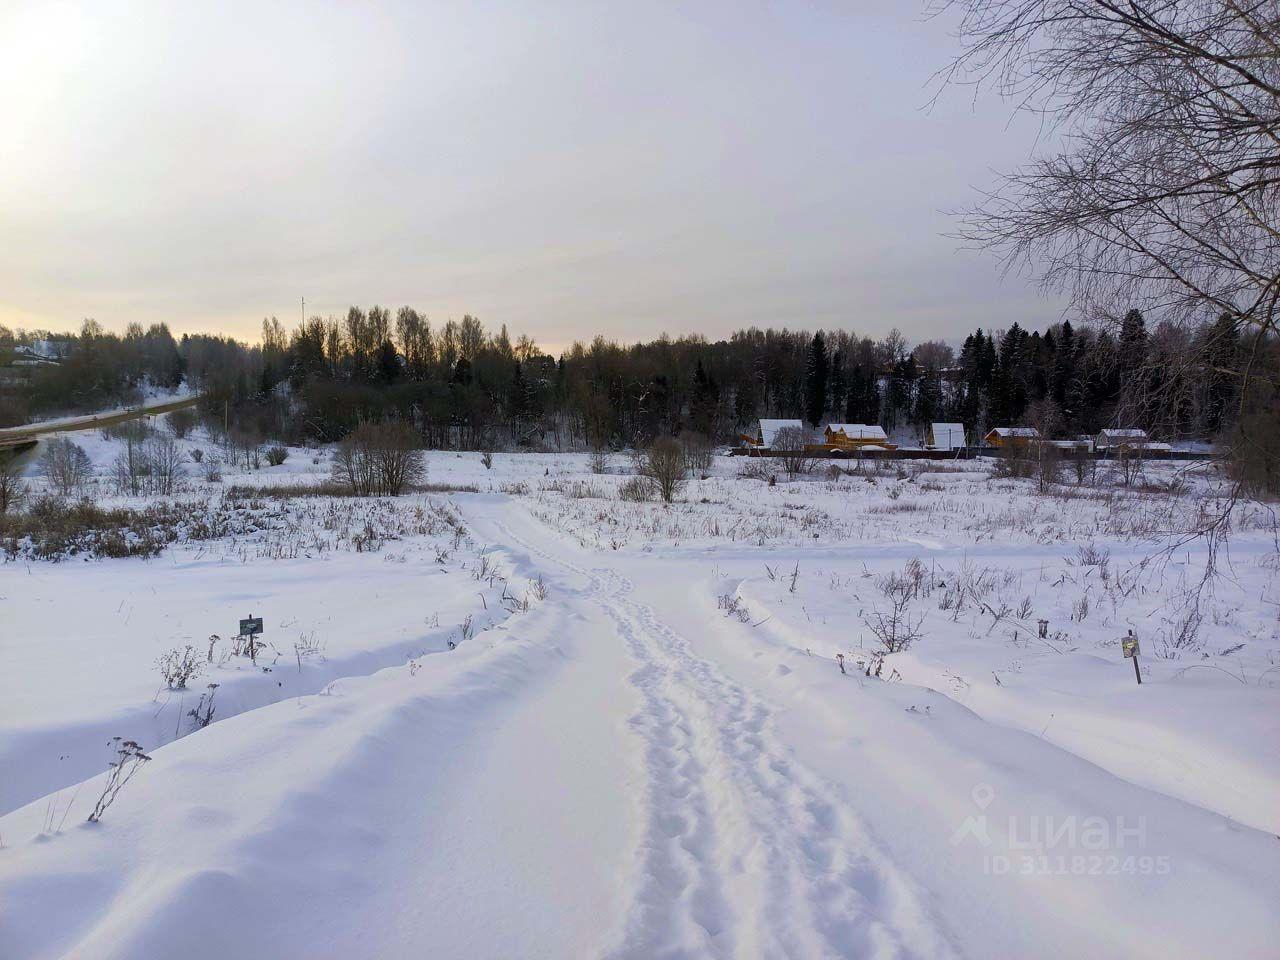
[474,509,957,959]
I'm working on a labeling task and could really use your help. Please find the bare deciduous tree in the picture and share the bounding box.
[374,421,425,494]
[935,2,1280,344]
[773,425,818,478]
[0,455,27,514]
[1026,398,1063,493]
[41,438,92,495]
[635,436,688,503]
[147,435,186,496]
[934,0,1280,538]
[588,447,610,474]
[332,420,425,496]
[166,407,197,439]
[680,431,714,473]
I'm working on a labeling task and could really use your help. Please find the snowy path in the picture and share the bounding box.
[470,501,1280,959]
[477,510,952,958]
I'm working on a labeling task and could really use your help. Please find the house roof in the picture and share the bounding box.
[1098,428,1148,440]
[987,426,1040,438]
[929,423,966,447]
[758,419,805,447]
[825,423,887,440]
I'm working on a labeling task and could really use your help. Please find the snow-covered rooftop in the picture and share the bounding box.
[757,419,805,447]
[825,423,887,441]
[929,423,966,448]
[988,426,1040,438]
[1097,428,1149,440]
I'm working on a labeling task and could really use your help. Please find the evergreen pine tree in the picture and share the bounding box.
[804,331,828,426]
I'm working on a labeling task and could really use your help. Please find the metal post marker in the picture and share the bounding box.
[1121,630,1142,685]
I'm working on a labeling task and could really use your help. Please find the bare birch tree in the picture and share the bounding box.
[933,0,1280,516]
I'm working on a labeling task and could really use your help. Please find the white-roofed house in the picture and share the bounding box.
[927,423,966,450]
[743,418,807,450]
[1095,428,1149,452]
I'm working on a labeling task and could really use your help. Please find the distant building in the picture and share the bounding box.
[743,418,807,450]
[927,423,966,450]
[983,426,1040,448]
[823,423,896,451]
[13,340,68,364]
[1095,428,1149,451]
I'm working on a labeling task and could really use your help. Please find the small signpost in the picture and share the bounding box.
[1121,629,1142,685]
[239,615,264,663]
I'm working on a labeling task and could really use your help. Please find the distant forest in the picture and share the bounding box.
[0,309,1272,455]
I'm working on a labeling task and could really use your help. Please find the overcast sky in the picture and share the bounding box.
[0,0,1063,349]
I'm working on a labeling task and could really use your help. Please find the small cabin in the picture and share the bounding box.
[1095,428,1149,451]
[983,426,1040,448]
[823,423,894,450]
[927,423,966,450]
[741,418,806,450]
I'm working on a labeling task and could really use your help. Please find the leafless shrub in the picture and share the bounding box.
[111,443,145,497]
[480,451,494,470]
[187,683,219,730]
[228,428,263,471]
[1155,603,1204,659]
[773,426,817,477]
[0,456,27,515]
[190,447,205,463]
[87,737,151,823]
[157,644,203,689]
[101,420,152,443]
[167,407,197,438]
[680,431,714,472]
[1076,543,1111,570]
[1115,447,1144,489]
[635,436,688,503]
[991,445,1034,480]
[588,447,611,474]
[618,475,653,502]
[332,421,425,496]
[939,561,999,620]
[294,632,325,665]
[1071,446,1093,485]
[864,574,924,653]
[41,438,92,495]
[265,445,289,467]
[717,592,751,623]
[147,435,186,496]
[530,575,548,601]
[737,457,775,481]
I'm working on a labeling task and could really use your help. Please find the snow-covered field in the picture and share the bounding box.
[2,423,1278,958]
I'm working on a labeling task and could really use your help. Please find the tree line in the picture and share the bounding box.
[6,306,1266,452]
